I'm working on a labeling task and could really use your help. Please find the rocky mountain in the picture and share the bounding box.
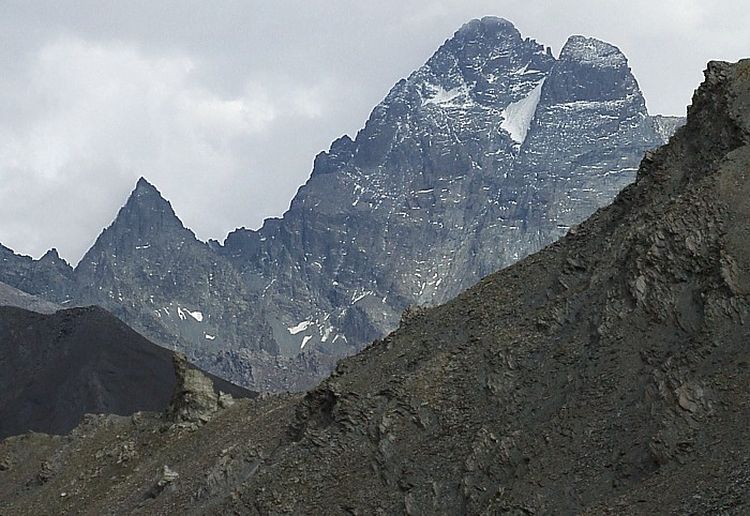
[0,305,254,439]
[73,178,274,355]
[0,18,683,391]
[0,58,747,515]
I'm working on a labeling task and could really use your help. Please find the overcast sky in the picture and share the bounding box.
[1,1,747,264]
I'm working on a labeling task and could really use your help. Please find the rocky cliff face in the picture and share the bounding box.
[216,18,682,389]
[73,178,274,359]
[0,18,683,391]
[0,58,747,516]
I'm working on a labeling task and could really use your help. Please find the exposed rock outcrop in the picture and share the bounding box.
[166,353,234,426]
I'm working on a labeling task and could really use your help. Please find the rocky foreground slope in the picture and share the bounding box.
[0,18,682,391]
[1,59,747,515]
[0,306,254,439]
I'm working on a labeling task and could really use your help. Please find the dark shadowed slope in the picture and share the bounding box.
[0,306,254,439]
[0,60,745,515]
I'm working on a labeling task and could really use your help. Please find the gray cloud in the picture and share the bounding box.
[1,1,747,263]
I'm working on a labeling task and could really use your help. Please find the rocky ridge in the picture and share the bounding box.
[0,59,745,515]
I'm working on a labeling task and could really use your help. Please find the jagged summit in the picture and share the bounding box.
[73,175,196,293]
[0,244,74,303]
[100,177,188,243]
[411,16,553,111]
[133,175,160,194]
[208,19,679,390]
[41,247,60,259]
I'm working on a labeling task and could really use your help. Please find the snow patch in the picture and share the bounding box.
[301,335,312,349]
[187,310,203,322]
[176,306,203,322]
[351,290,373,304]
[422,83,472,109]
[288,320,313,335]
[500,79,545,145]
[205,334,216,340]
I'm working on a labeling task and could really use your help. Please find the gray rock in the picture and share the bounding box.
[148,465,179,498]
[167,353,227,425]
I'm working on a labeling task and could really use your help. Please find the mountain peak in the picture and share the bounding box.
[392,17,553,116]
[455,16,517,36]
[542,35,638,104]
[122,177,174,214]
[78,177,189,259]
[42,247,60,260]
[448,16,525,52]
[559,35,627,68]
[39,247,71,268]
[132,176,163,198]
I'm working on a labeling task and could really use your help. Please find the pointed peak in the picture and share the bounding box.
[133,176,160,194]
[38,247,73,271]
[75,176,193,265]
[408,16,552,105]
[114,176,183,231]
[125,177,170,207]
[559,35,627,68]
